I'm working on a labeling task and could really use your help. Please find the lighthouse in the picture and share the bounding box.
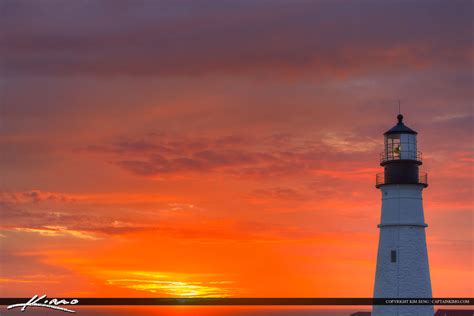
[372,114,434,316]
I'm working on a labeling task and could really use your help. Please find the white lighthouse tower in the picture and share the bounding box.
[372,114,434,316]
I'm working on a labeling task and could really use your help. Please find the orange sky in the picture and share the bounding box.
[0,0,472,299]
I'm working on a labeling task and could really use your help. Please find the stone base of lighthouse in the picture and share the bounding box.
[372,184,433,316]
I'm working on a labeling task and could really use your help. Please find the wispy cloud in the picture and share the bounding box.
[105,271,235,297]
[14,226,100,240]
[2,1,471,77]
[84,133,377,179]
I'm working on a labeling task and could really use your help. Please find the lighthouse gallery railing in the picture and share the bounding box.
[380,150,422,164]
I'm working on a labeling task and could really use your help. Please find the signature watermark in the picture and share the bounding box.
[7,294,78,313]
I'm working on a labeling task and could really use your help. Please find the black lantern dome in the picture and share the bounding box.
[384,114,417,135]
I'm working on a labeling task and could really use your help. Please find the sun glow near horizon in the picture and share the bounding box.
[105,271,235,297]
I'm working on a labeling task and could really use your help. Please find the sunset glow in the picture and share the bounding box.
[0,0,472,304]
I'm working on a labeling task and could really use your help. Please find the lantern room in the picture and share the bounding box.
[376,113,427,188]
[380,114,421,165]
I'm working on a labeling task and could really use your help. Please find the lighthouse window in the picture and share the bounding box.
[391,250,397,263]
[385,135,401,160]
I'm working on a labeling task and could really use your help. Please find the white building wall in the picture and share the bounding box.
[373,184,433,316]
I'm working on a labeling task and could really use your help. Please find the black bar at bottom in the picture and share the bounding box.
[0,298,472,306]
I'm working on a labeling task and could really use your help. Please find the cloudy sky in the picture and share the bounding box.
[0,0,472,300]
